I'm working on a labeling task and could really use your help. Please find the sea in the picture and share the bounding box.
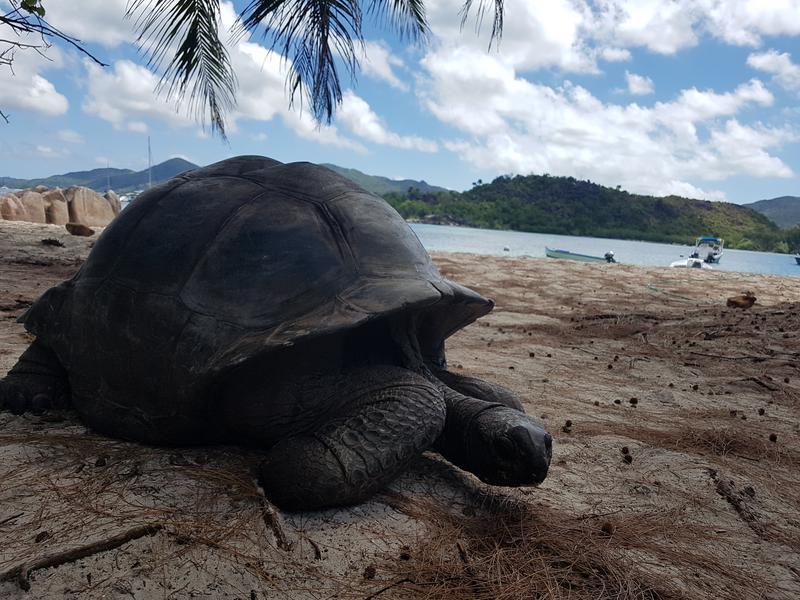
[409,223,800,278]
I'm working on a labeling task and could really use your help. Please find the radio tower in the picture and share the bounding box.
[147,136,153,189]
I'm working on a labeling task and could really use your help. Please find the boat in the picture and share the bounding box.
[545,247,616,263]
[689,237,724,263]
[669,257,713,269]
[795,255,800,265]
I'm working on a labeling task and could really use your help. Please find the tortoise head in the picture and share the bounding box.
[463,407,552,486]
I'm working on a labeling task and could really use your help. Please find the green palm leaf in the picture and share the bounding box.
[128,0,503,137]
[128,0,236,138]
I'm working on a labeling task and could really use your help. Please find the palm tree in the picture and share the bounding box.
[126,0,504,138]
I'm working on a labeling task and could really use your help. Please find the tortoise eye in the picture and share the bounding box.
[494,437,515,461]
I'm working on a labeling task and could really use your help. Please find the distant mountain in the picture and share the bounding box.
[321,164,450,196]
[85,158,199,192]
[384,173,789,252]
[0,158,198,193]
[743,196,800,229]
[0,167,134,190]
[2,159,447,197]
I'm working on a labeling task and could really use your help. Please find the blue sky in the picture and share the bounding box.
[1,0,799,204]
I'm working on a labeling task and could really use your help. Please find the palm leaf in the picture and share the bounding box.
[127,0,236,138]
[460,0,503,46]
[238,0,364,124]
[367,0,428,40]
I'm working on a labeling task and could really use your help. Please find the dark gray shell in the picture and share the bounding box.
[23,156,492,439]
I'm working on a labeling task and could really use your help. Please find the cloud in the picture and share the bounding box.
[0,23,68,117]
[81,14,366,152]
[625,71,654,95]
[82,60,194,132]
[600,47,632,62]
[360,41,408,91]
[338,92,438,152]
[747,50,800,91]
[44,0,135,47]
[420,47,791,199]
[35,144,67,158]
[57,129,84,143]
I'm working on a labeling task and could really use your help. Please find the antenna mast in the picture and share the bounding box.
[147,136,153,189]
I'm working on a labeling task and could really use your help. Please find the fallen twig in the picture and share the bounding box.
[257,490,293,551]
[690,351,768,362]
[0,524,162,591]
[0,512,23,526]
[362,577,411,599]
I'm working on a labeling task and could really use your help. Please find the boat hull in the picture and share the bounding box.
[670,258,712,269]
[545,247,611,263]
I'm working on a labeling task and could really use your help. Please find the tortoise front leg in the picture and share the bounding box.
[257,366,445,511]
[0,340,71,414]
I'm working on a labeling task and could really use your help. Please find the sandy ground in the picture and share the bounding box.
[1,219,799,599]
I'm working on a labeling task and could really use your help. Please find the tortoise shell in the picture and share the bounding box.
[22,156,492,439]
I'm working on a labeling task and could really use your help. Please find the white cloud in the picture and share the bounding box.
[701,1,800,46]
[338,92,438,152]
[82,60,194,131]
[747,50,800,91]
[44,0,135,47]
[57,129,84,143]
[0,23,68,117]
[80,4,366,153]
[420,47,792,199]
[428,0,599,74]
[360,41,408,91]
[35,144,67,158]
[600,47,632,62]
[625,71,654,95]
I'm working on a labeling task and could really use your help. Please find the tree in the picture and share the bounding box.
[0,1,107,123]
[1,0,503,135]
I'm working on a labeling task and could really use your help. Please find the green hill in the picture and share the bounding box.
[321,164,449,196]
[0,158,198,193]
[743,196,800,229]
[2,160,445,197]
[385,174,789,252]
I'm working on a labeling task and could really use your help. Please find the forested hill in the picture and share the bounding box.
[385,174,794,252]
[743,196,800,229]
[321,164,449,195]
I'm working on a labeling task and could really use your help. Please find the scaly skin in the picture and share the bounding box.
[0,340,70,414]
[257,366,445,510]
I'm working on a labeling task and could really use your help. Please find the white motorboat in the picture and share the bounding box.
[690,237,724,264]
[670,257,713,269]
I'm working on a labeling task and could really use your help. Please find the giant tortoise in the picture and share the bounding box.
[0,156,552,510]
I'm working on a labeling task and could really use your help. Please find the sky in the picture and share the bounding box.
[0,0,799,204]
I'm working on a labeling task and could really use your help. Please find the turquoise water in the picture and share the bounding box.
[410,224,800,277]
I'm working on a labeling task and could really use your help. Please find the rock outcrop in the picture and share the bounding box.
[1,185,121,227]
[103,190,122,216]
[0,191,47,223]
[42,189,69,225]
[65,186,116,227]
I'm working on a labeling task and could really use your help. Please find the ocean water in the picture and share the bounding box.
[410,223,800,278]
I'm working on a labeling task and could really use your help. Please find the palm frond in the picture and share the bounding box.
[238,0,362,124]
[460,0,503,47]
[127,0,236,138]
[367,0,428,40]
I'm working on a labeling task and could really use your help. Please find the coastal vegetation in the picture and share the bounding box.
[384,174,798,253]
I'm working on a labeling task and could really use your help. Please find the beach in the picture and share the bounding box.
[1,219,799,599]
